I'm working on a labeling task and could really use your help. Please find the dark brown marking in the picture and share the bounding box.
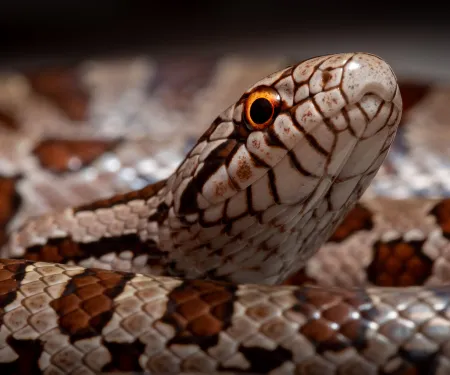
[221,345,292,373]
[25,67,90,121]
[197,117,223,144]
[178,140,238,215]
[0,175,22,248]
[161,279,237,350]
[293,287,373,353]
[288,149,315,177]
[267,169,280,204]
[101,340,146,372]
[19,234,166,269]
[50,268,134,342]
[74,179,167,213]
[322,70,332,86]
[148,201,170,224]
[0,338,44,375]
[429,199,450,239]
[367,239,433,287]
[0,109,19,130]
[0,259,28,312]
[328,203,373,242]
[32,138,121,174]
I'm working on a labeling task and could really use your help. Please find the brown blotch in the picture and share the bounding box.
[329,203,373,242]
[0,175,22,248]
[367,239,433,287]
[25,67,90,121]
[50,268,134,342]
[429,199,450,238]
[0,259,29,311]
[32,138,121,174]
[102,340,146,372]
[398,81,430,125]
[221,345,292,374]
[74,179,166,213]
[293,287,372,353]
[0,109,19,130]
[162,279,236,350]
[0,338,44,374]
[20,234,166,270]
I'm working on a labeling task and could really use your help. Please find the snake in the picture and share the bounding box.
[0,51,449,375]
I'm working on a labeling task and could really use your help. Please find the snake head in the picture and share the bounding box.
[165,52,402,283]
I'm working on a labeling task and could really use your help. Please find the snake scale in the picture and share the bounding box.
[0,52,449,374]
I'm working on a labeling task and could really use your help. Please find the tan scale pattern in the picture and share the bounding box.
[2,260,450,374]
[9,53,450,374]
[300,197,450,289]
[3,53,402,287]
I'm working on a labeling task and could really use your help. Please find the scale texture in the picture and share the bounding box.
[0,52,448,375]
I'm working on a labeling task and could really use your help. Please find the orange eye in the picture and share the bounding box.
[244,86,281,130]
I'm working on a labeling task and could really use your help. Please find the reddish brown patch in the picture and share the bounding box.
[25,67,90,121]
[214,181,227,197]
[293,287,371,353]
[322,70,332,86]
[0,109,19,130]
[236,157,252,181]
[398,81,430,125]
[0,175,22,248]
[50,268,133,341]
[32,138,120,174]
[162,279,236,350]
[367,239,432,286]
[329,203,373,242]
[251,138,261,149]
[0,259,28,310]
[430,199,450,238]
[282,268,317,286]
[74,179,166,213]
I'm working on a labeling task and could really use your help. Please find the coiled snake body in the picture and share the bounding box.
[0,52,449,374]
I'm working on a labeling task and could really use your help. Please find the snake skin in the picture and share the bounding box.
[0,52,449,374]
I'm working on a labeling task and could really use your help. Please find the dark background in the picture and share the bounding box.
[1,1,449,81]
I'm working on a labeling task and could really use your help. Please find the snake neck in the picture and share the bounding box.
[154,167,372,285]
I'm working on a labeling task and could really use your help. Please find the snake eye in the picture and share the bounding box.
[244,86,281,130]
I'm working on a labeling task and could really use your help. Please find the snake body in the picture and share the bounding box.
[0,52,448,374]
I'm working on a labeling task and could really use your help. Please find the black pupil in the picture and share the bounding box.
[250,98,273,124]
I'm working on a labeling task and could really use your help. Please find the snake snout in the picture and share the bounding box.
[341,53,402,111]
